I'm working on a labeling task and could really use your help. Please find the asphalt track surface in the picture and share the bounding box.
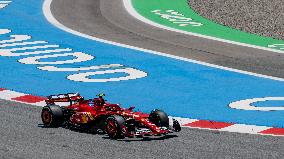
[1,0,284,159]
[1,100,284,159]
[52,0,284,78]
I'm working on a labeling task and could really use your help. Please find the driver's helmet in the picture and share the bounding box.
[97,93,105,98]
[94,93,106,106]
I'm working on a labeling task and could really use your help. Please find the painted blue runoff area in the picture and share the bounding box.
[1,0,284,127]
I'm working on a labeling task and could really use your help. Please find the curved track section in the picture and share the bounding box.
[52,0,284,78]
[1,0,284,158]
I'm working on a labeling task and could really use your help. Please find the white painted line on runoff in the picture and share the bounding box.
[1,45,59,52]
[42,0,284,82]
[0,4,8,9]
[0,48,72,57]
[0,35,31,44]
[0,41,47,47]
[0,1,12,3]
[38,64,123,71]
[229,97,284,111]
[0,29,11,34]
[67,68,147,82]
[122,0,284,54]
[0,90,26,100]
[18,52,94,65]
[219,124,270,134]
[0,1,11,9]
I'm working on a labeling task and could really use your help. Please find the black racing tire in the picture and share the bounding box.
[105,115,126,139]
[41,105,64,127]
[149,109,169,127]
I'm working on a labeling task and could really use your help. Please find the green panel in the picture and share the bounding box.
[132,0,284,51]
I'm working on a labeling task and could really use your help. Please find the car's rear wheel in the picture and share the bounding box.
[105,115,126,139]
[41,105,64,127]
[149,109,169,127]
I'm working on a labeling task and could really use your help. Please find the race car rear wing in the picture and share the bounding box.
[45,93,84,105]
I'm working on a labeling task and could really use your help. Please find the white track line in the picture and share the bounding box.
[219,124,270,134]
[0,90,26,100]
[42,0,284,82]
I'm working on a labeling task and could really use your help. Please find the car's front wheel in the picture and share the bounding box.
[105,115,126,139]
[149,109,169,127]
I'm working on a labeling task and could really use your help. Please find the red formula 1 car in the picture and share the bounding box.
[41,93,181,139]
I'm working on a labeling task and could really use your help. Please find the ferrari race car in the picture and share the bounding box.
[41,93,181,139]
